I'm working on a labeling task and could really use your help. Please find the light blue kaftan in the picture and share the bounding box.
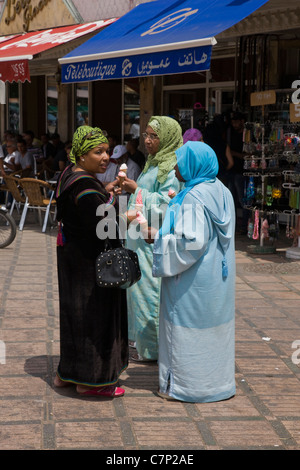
[153,178,236,402]
[126,165,182,360]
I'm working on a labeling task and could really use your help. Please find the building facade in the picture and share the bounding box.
[0,0,300,144]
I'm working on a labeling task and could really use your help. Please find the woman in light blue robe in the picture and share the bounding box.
[122,116,183,361]
[152,141,236,402]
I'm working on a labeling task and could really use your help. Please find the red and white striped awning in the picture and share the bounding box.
[0,19,117,83]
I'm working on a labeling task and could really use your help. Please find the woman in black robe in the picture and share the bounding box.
[53,126,128,397]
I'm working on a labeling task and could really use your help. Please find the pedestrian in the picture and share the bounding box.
[150,141,236,403]
[182,128,203,144]
[203,119,234,186]
[53,125,128,397]
[120,116,183,362]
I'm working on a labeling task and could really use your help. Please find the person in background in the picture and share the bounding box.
[130,116,140,139]
[15,138,34,175]
[54,125,128,398]
[120,116,183,363]
[109,144,141,201]
[126,138,145,170]
[150,141,236,403]
[41,133,55,160]
[52,140,72,172]
[182,128,203,144]
[203,119,234,186]
[124,113,132,141]
[51,133,65,156]
[227,112,248,233]
[107,134,119,156]
[1,139,21,174]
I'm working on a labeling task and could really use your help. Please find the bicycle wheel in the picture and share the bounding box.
[0,209,17,248]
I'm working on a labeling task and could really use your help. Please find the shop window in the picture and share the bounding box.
[124,78,140,141]
[164,72,206,86]
[47,77,58,135]
[75,84,89,127]
[8,82,20,133]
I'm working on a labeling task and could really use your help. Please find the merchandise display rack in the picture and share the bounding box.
[242,120,300,256]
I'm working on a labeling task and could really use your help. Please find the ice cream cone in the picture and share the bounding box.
[118,170,126,186]
[120,163,128,175]
[168,188,176,199]
[136,211,148,237]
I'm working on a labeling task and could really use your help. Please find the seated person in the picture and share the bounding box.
[52,141,72,172]
[1,140,21,174]
[15,139,34,175]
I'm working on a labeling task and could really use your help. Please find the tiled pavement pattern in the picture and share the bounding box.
[1,216,300,450]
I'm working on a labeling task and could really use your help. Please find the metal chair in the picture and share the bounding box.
[18,178,56,232]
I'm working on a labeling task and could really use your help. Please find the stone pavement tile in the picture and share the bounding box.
[52,393,116,420]
[281,421,300,445]
[123,396,188,418]
[235,341,278,357]
[262,395,300,418]
[235,291,265,299]
[235,357,293,375]
[0,423,42,450]
[55,421,124,449]
[4,341,47,357]
[131,421,204,449]
[1,328,48,342]
[237,306,287,318]
[1,316,47,328]
[246,316,299,330]
[248,282,292,291]
[207,420,282,449]
[5,299,47,313]
[0,377,47,397]
[0,398,44,422]
[244,376,300,396]
[196,395,260,418]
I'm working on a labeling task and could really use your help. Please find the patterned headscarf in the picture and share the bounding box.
[69,125,108,164]
[142,116,183,183]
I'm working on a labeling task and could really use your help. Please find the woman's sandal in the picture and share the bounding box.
[77,385,125,397]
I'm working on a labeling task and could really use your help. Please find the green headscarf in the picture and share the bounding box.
[69,125,108,164]
[142,116,183,183]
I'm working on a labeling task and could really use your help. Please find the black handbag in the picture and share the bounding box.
[95,239,141,289]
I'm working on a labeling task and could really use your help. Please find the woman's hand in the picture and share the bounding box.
[105,179,121,195]
[144,227,158,244]
[125,210,138,223]
[118,176,138,194]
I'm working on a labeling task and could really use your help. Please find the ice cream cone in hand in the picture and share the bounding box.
[168,188,176,199]
[118,171,126,186]
[135,188,143,211]
[136,211,148,237]
[119,163,128,175]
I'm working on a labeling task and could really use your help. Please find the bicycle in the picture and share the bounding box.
[0,205,17,248]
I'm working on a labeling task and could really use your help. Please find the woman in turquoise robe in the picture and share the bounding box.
[152,141,236,402]
[121,116,183,361]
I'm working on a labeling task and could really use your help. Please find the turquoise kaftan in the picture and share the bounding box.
[126,165,182,360]
[152,178,236,402]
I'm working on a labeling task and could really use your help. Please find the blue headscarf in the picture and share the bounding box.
[159,141,231,279]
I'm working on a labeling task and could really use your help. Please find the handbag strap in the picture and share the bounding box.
[103,221,124,251]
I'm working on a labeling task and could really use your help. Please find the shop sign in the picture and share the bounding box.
[250,90,276,106]
[289,103,300,123]
[4,0,52,32]
[61,44,212,83]
[0,59,30,83]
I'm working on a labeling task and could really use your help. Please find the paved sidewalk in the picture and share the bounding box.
[1,217,300,451]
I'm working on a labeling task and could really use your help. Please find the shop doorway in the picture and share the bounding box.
[164,89,206,132]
